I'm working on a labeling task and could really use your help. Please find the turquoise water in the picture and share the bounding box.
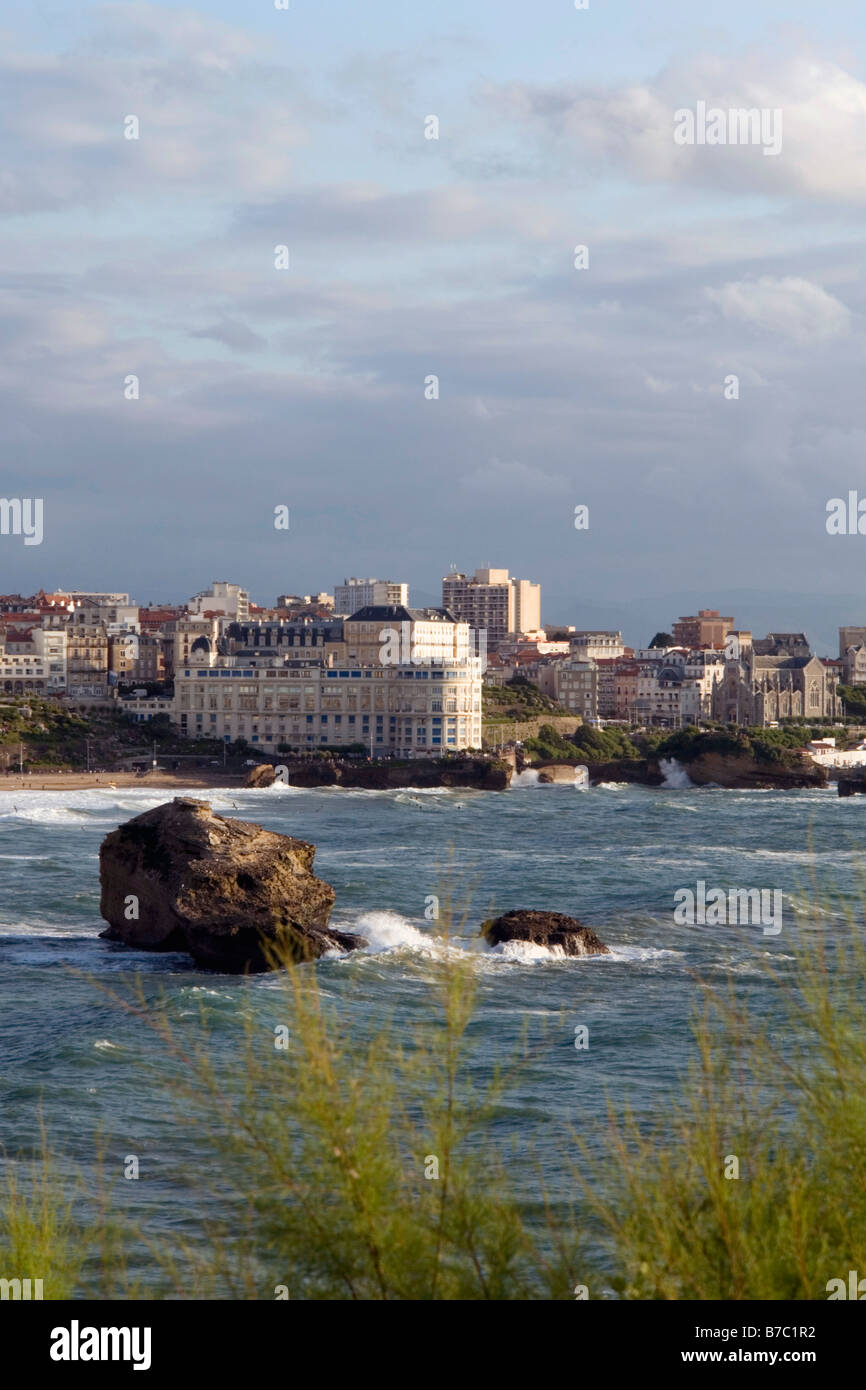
[0,774,859,1283]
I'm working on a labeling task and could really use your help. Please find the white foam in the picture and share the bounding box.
[488,938,568,962]
[350,910,441,955]
[659,758,693,789]
[511,769,540,788]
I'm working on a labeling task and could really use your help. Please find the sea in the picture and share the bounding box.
[0,765,860,1288]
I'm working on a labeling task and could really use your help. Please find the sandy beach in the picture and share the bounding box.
[0,770,248,792]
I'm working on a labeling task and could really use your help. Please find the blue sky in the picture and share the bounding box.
[2,0,866,650]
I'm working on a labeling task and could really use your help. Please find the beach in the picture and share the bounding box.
[0,769,248,792]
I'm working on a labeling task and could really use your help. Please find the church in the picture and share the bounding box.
[712,633,841,725]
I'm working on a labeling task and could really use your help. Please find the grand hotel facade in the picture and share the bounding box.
[173,607,484,756]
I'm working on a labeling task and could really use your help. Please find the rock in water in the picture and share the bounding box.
[98,797,365,971]
[481,909,610,957]
[245,763,276,788]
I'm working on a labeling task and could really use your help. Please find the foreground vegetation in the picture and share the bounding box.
[2,887,864,1300]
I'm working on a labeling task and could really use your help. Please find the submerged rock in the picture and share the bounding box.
[98,797,365,971]
[481,909,610,957]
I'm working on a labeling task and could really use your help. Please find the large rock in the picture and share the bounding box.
[245,763,277,787]
[481,909,610,957]
[98,797,365,971]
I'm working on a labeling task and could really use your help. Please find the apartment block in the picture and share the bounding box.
[2,626,67,692]
[66,624,109,699]
[553,658,599,721]
[334,578,409,616]
[442,568,540,647]
[671,609,734,650]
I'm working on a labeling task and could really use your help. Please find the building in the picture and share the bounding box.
[570,631,625,660]
[553,658,599,721]
[118,694,174,724]
[633,665,700,727]
[0,623,63,695]
[442,568,540,647]
[752,633,810,658]
[713,637,841,725]
[225,620,346,666]
[130,631,167,683]
[57,591,131,608]
[189,582,250,622]
[496,633,570,661]
[164,616,221,679]
[344,606,472,667]
[2,626,67,692]
[275,593,334,613]
[65,622,109,699]
[333,579,408,616]
[173,658,483,755]
[843,643,866,685]
[672,609,734,650]
[840,626,866,659]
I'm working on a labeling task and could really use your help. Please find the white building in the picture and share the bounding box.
[189,582,250,622]
[807,737,866,769]
[570,631,625,660]
[173,656,483,756]
[334,578,409,616]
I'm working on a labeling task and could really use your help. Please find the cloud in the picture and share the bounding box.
[189,319,267,352]
[0,4,310,216]
[486,49,866,202]
[707,276,851,343]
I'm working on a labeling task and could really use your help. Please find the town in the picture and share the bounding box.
[0,573,863,765]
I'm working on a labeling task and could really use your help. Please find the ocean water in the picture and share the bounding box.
[0,773,860,1283]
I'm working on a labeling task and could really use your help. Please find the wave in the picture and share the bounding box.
[510,769,540,788]
[659,757,693,789]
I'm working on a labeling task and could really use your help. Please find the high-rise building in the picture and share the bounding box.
[441,568,540,647]
[334,578,409,616]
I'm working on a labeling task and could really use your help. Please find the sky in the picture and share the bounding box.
[2,0,866,651]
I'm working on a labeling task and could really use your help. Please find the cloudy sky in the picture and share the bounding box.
[2,0,866,649]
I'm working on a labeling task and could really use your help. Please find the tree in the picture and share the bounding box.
[649,632,673,648]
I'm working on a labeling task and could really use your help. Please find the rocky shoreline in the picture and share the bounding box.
[0,750,828,794]
[523,751,826,791]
